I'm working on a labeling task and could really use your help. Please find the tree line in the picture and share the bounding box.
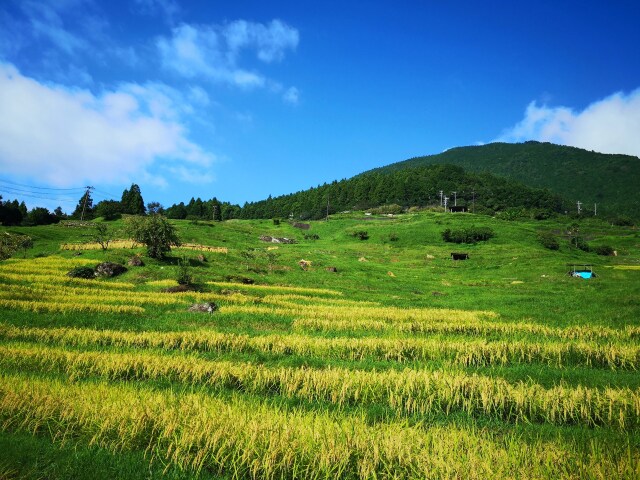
[237,164,565,220]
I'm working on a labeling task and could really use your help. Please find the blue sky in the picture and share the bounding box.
[1,0,639,212]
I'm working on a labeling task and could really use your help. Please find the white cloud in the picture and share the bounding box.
[224,19,299,63]
[157,19,298,88]
[283,86,300,105]
[498,89,640,157]
[0,62,215,187]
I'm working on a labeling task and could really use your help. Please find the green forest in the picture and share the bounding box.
[368,141,640,218]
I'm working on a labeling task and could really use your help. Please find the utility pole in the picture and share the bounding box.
[451,191,457,207]
[444,196,449,212]
[577,201,582,215]
[594,203,597,216]
[439,190,444,206]
[212,204,218,221]
[80,186,94,221]
[471,190,475,213]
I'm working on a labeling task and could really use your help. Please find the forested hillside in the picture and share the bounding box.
[366,141,640,218]
[238,164,564,220]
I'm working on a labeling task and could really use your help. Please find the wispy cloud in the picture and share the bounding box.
[498,89,640,157]
[282,86,300,105]
[157,19,298,88]
[0,62,215,187]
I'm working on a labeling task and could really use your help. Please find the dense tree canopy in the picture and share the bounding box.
[121,184,146,215]
[238,164,564,220]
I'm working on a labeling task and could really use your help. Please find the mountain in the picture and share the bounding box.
[365,141,640,218]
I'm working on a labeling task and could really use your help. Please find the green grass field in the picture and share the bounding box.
[0,211,638,479]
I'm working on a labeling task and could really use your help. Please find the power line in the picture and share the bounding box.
[0,184,79,197]
[0,178,85,192]
[93,188,120,199]
[0,188,76,204]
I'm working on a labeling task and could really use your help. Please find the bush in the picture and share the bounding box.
[442,226,495,244]
[0,233,33,260]
[272,218,280,225]
[595,245,615,256]
[125,215,180,259]
[368,204,403,215]
[351,231,369,240]
[573,236,590,252]
[67,266,95,279]
[304,234,320,240]
[176,257,194,286]
[612,216,634,227]
[537,232,560,250]
[389,233,399,242]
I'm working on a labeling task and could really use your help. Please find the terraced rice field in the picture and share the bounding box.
[0,255,638,479]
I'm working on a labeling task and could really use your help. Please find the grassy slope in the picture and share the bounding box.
[0,213,639,479]
[365,141,640,218]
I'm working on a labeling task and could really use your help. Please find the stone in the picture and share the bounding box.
[188,302,218,313]
[128,256,144,267]
[94,262,127,278]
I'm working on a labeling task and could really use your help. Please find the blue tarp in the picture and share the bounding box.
[576,271,593,279]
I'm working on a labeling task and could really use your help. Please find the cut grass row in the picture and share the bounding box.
[1,324,637,370]
[1,342,638,429]
[0,374,636,480]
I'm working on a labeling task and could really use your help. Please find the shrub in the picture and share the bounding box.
[272,218,280,225]
[125,215,180,259]
[368,204,403,215]
[442,226,495,244]
[176,257,194,286]
[389,233,399,242]
[304,234,320,240]
[595,245,615,256]
[0,233,33,260]
[67,266,95,279]
[537,232,560,250]
[612,216,634,227]
[574,236,590,252]
[351,231,369,241]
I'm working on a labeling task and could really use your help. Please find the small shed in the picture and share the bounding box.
[451,252,469,260]
[449,206,467,213]
[567,264,596,279]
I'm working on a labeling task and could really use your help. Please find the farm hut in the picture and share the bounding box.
[567,264,596,279]
[449,206,467,213]
[451,252,469,260]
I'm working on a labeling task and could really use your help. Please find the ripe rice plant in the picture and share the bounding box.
[0,272,135,289]
[0,374,636,479]
[262,294,380,307]
[174,243,229,253]
[293,318,639,342]
[0,299,144,315]
[1,324,637,370]
[1,343,638,429]
[208,282,342,297]
[60,240,142,250]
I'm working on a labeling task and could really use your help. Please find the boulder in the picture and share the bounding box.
[128,256,144,267]
[188,302,218,313]
[94,262,127,278]
[326,266,338,273]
